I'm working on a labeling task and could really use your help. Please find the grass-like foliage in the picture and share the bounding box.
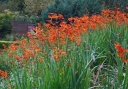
[0,8,128,89]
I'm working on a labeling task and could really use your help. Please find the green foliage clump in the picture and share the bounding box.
[13,12,40,24]
[0,1,8,13]
[102,0,128,11]
[0,10,14,39]
[0,0,9,3]
[24,0,53,15]
[41,0,102,23]
[0,0,25,12]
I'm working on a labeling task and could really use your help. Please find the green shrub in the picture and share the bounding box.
[102,0,128,11]
[24,0,53,15]
[0,10,14,38]
[13,12,40,24]
[0,0,25,12]
[41,0,102,23]
[0,0,9,2]
[0,1,8,13]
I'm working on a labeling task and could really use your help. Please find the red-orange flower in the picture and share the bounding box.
[14,55,21,62]
[114,42,125,57]
[48,13,58,19]
[121,58,128,65]
[2,44,6,49]
[37,22,42,27]
[0,70,7,78]
[9,43,18,51]
[126,49,128,52]
[114,42,128,65]
[23,55,29,61]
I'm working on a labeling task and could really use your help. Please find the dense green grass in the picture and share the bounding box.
[0,24,128,89]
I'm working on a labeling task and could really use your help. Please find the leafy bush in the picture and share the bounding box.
[41,0,102,23]
[0,1,8,13]
[13,12,40,24]
[0,10,14,39]
[24,0,53,15]
[0,0,9,3]
[0,0,25,12]
[102,0,128,11]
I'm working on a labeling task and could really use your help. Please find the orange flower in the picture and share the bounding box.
[52,48,67,62]
[68,17,74,22]
[8,52,13,57]
[9,43,18,51]
[53,54,59,62]
[14,55,21,62]
[2,44,6,49]
[126,49,128,52]
[39,59,43,64]
[23,49,34,57]
[114,42,128,65]
[48,13,58,19]
[121,57,128,65]
[0,70,7,78]
[37,22,42,27]
[23,55,29,61]
[114,42,125,57]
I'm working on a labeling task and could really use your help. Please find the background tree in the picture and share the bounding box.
[0,0,25,12]
[24,0,53,15]
[41,0,102,23]
[0,0,9,2]
[101,0,128,11]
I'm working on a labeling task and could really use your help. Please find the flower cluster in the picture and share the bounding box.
[114,42,128,64]
[0,70,7,78]
[0,7,127,80]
